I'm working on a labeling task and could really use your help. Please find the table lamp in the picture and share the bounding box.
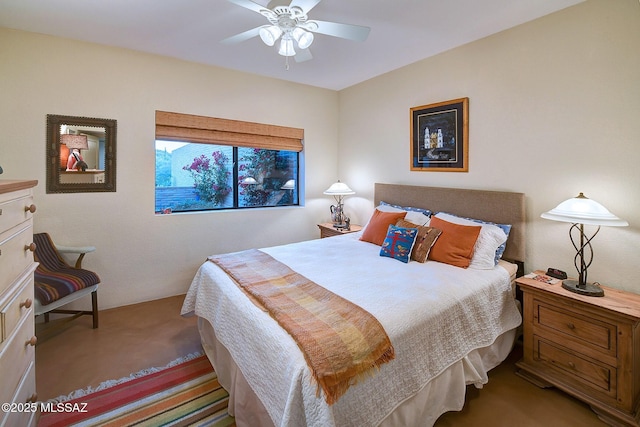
[323,180,355,229]
[541,192,628,296]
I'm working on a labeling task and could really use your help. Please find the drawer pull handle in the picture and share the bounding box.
[20,298,33,309]
[25,336,37,347]
[25,204,37,214]
[568,361,576,369]
[26,393,38,403]
[26,242,36,252]
[567,323,575,330]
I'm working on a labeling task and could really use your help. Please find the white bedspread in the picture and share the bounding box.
[181,232,522,427]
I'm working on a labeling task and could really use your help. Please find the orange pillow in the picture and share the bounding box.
[428,216,481,268]
[360,210,407,246]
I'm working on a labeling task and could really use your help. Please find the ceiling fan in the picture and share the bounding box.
[222,0,371,63]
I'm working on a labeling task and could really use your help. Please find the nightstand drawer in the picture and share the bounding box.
[535,338,616,399]
[534,298,617,358]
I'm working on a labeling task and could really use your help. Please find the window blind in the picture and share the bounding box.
[155,111,303,152]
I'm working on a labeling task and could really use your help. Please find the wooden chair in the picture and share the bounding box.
[33,233,101,332]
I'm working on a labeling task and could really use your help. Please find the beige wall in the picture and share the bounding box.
[1,0,638,310]
[338,0,640,293]
[0,28,339,309]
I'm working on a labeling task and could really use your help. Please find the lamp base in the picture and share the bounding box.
[332,222,349,230]
[561,279,604,297]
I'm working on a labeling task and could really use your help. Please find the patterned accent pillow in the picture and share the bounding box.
[380,224,419,263]
[396,219,442,263]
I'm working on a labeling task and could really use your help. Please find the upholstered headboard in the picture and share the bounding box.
[374,183,526,265]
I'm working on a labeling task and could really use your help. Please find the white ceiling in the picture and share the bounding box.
[0,0,584,91]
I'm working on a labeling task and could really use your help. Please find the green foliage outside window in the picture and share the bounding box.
[239,148,276,206]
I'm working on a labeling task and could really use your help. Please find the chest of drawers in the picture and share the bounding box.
[0,179,38,427]
[516,273,640,426]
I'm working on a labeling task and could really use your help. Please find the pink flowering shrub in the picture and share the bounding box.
[183,151,231,206]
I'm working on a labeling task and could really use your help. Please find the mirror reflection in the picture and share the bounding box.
[46,115,117,193]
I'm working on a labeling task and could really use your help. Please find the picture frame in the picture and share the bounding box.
[410,98,468,172]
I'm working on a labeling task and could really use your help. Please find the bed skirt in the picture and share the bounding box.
[197,317,517,427]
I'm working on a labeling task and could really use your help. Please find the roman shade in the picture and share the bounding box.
[155,111,303,152]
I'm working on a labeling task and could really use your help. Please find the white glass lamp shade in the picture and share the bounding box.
[323,181,355,196]
[292,27,314,49]
[278,36,296,57]
[242,177,257,184]
[259,26,282,46]
[541,193,628,227]
[280,179,295,190]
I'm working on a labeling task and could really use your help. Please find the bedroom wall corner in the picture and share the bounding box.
[0,27,340,309]
[336,0,640,294]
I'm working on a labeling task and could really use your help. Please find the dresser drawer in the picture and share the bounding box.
[0,311,36,406]
[1,268,36,347]
[535,337,617,401]
[533,298,617,359]
[0,190,35,235]
[0,221,34,296]
[1,360,37,427]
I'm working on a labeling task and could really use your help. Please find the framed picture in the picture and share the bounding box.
[410,98,468,172]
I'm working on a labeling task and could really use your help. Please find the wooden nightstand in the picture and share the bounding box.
[317,222,362,238]
[516,271,640,427]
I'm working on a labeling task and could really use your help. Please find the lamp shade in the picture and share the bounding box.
[292,27,314,49]
[323,181,355,196]
[259,25,282,46]
[280,179,295,190]
[278,37,296,57]
[541,193,628,227]
[61,134,88,150]
[242,177,257,184]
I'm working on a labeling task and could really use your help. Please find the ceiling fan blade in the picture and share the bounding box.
[289,0,322,15]
[307,20,370,42]
[226,0,269,15]
[220,26,265,44]
[294,48,313,63]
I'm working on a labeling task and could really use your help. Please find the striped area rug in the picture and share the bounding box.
[39,354,235,427]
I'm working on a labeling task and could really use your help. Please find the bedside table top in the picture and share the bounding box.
[317,222,363,233]
[516,270,640,320]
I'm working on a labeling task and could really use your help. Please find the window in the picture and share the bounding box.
[155,111,302,214]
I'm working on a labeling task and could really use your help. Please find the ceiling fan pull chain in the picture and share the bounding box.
[285,55,290,71]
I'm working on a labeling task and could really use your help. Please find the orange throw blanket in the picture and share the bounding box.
[209,249,395,405]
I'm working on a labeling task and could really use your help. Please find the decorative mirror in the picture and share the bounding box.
[46,114,117,193]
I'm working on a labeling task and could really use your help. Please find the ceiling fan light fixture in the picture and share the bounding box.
[278,36,296,56]
[292,27,314,49]
[259,25,282,46]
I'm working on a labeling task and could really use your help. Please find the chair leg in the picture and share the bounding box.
[91,290,99,329]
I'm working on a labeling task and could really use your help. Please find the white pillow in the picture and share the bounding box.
[433,212,508,270]
[376,204,430,226]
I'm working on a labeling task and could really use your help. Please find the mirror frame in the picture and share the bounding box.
[46,114,117,193]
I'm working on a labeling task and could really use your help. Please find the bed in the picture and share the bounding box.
[182,183,526,427]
